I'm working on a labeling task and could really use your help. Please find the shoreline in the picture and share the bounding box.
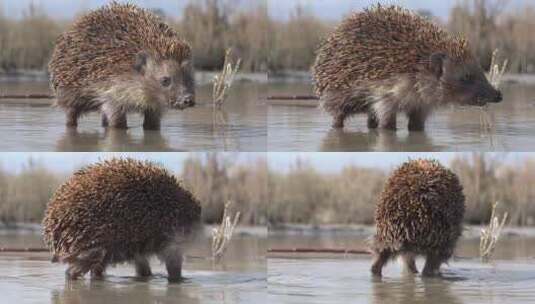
[269,223,535,239]
[0,70,268,85]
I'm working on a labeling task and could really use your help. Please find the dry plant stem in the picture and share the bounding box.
[211,201,241,262]
[480,201,508,262]
[212,49,241,110]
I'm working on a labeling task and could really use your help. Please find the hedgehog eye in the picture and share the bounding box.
[160,77,171,87]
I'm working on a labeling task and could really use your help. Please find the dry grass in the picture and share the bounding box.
[480,201,508,262]
[213,48,241,109]
[211,200,241,262]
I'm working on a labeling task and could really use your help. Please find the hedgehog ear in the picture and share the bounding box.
[134,52,149,74]
[429,53,447,79]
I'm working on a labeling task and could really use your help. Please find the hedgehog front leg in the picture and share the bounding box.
[407,108,428,131]
[371,249,392,276]
[134,255,152,277]
[159,245,183,282]
[143,109,161,130]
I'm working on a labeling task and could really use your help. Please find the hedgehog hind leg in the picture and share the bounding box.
[401,252,418,274]
[371,249,392,277]
[65,108,81,128]
[134,255,152,277]
[422,253,443,277]
[321,89,367,129]
[158,244,183,282]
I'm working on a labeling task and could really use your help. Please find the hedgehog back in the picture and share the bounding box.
[42,158,201,262]
[312,5,471,95]
[375,159,465,256]
[49,2,191,90]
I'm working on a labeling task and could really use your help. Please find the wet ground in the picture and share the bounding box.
[0,227,267,304]
[0,80,266,152]
[268,229,535,304]
[268,80,535,151]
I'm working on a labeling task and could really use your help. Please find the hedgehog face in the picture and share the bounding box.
[430,53,503,106]
[135,52,195,110]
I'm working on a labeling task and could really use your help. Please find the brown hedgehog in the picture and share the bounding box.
[371,159,465,277]
[42,158,202,281]
[48,2,195,130]
[312,5,502,131]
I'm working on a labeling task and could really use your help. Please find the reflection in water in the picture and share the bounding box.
[51,279,200,304]
[320,129,443,151]
[371,275,463,304]
[56,128,176,152]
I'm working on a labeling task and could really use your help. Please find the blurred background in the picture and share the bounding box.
[0,0,270,74]
[0,152,268,227]
[268,152,535,227]
[268,0,534,73]
[2,0,534,75]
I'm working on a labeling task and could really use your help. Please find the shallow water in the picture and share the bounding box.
[0,81,266,152]
[268,82,535,151]
[268,232,535,304]
[0,229,267,304]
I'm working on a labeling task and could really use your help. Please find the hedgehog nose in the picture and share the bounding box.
[494,91,503,103]
[183,95,195,107]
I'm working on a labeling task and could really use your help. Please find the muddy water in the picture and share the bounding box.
[0,81,266,152]
[268,231,535,304]
[0,228,267,304]
[268,81,535,151]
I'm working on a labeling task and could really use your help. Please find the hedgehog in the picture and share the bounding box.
[312,5,502,131]
[42,158,202,281]
[48,2,195,130]
[370,159,465,277]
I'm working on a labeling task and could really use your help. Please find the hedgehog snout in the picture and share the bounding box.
[171,94,195,109]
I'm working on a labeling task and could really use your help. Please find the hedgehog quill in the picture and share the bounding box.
[42,158,202,282]
[370,159,465,277]
[49,2,195,130]
[312,5,502,131]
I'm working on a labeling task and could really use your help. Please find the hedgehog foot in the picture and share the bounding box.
[102,104,128,129]
[401,253,418,274]
[90,264,106,280]
[422,254,442,277]
[66,262,91,280]
[371,250,391,277]
[134,255,152,277]
[159,245,183,282]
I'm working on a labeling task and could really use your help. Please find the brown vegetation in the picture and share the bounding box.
[2,1,532,74]
[0,154,268,226]
[2,154,535,227]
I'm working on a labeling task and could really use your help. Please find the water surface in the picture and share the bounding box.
[0,228,266,304]
[268,230,535,304]
[0,81,266,151]
[268,81,535,151]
